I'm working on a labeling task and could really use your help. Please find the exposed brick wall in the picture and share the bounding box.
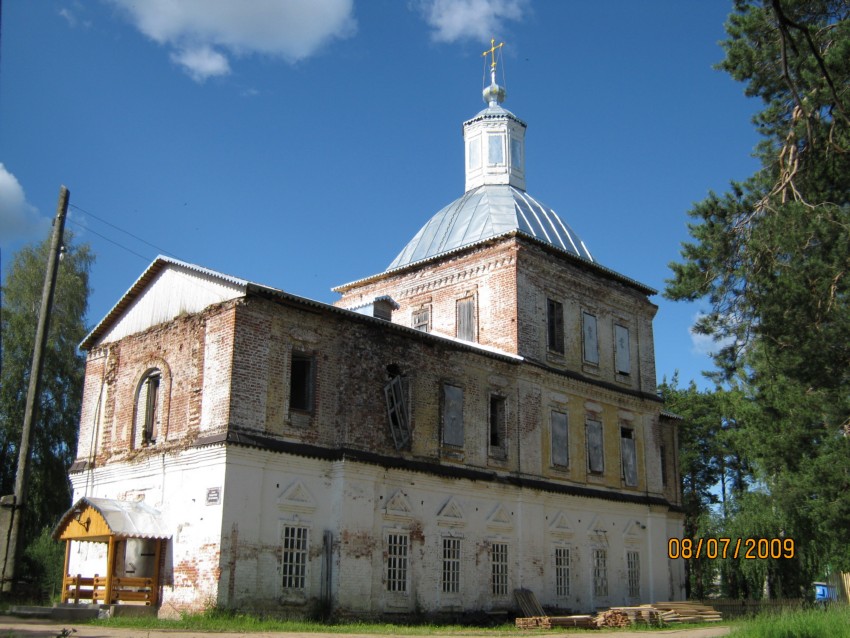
[335,240,520,354]
[74,300,236,467]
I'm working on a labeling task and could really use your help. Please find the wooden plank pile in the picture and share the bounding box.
[515,615,596,629]
[646,601,724,623]
[604,606,663,625]
[595,609,630,628]
[512,589,724,630]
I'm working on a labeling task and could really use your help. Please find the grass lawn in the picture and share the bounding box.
[90,610,711,634]
[726,604,850,638]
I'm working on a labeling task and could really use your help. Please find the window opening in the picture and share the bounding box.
[290,353,314,412]
[627,551,640,598]
[586,419,604,473]
[442,384,464,447]
[547,299,565,354]
[412,307,430,332]
[583,312,599,364]
[442,537,461,594]
[384,375,411,450]
[551,411,569,467]
[488,134,504,165]
[660,444,668,487]
[555,546,570,597]
[135,370,161,447]
[489,394,506,451]
[621,427,637,487]
[491,542,508,596]
[282,526,308,590]
[615,325,631,374]
[593,548,608,597]
[386,533,409,593]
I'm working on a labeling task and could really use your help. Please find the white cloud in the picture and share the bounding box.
[689,312,737,356]
[418,0,527,43]
[170,45,231,82]
[109,0,356,81]
[0,165,48,247]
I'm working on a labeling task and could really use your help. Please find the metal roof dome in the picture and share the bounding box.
[386,184,594,271]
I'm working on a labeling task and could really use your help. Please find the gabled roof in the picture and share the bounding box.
[80,255,251,350]
[53,496,170,542]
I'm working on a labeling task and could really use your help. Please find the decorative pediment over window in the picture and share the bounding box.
[548,511,575,539]
[623,520,645,545]
[436,497,466,527]
[384,490,414,521]
[277,480,316,513]
[585,514,609,545]
[486,503,513,530]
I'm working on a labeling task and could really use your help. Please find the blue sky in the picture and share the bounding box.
[1,1,761,390]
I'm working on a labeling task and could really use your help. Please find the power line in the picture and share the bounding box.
[65,218,151,263]
[69,203,178,258]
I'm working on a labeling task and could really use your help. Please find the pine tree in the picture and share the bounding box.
[666,0,850,575]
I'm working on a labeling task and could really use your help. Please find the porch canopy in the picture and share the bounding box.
[53,497,170,606]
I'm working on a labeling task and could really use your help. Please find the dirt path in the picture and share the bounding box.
[1,615,733,638]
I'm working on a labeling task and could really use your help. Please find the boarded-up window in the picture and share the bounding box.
[384,376,411,450]
[547,299,564,353]
[489,394,506,450]
[621,427,637,487]
[551,411,569,467]
[583,312,599,364]
[290,353,314,412]
[615,325,630,374]
[586,419,604,473]
[412,307,430,332]
[442,384,464,447]
[456,297,476,342]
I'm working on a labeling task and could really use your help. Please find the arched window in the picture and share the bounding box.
[135,369,161,447]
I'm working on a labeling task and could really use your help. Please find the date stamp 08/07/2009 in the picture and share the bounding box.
[668,538,796,560]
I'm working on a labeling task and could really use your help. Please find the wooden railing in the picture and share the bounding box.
[61,574,156,605]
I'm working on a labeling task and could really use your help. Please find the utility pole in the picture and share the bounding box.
[0,186,69,594]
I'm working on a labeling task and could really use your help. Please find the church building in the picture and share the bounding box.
[58,50,685,617]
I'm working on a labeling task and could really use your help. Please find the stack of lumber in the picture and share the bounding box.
[515,615,597,629]
[646,602,723,623]
[595,609,631,628]
[606,606,663,625]
[544,615,596,629]
[515,616,546,629]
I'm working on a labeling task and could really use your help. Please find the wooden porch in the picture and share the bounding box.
[53,497,169,608]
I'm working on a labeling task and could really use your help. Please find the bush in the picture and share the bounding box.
[21,527,65,603]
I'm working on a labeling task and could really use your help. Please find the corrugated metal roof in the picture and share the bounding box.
[80,255,249,350]
[53,496,170,540]
[386,185,594,271]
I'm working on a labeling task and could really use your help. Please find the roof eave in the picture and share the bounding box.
[332,231,657,296]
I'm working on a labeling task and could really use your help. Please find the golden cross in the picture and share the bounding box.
[482,38,504,72]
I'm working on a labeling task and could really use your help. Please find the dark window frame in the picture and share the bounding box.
[488,393,506,453]
[289,352,315,413]
[547,298,565,354]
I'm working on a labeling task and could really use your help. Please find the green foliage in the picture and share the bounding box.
[0,233,93,550]
[666,0,850,577]
[728,605,850,638]
[20,527,66,603]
